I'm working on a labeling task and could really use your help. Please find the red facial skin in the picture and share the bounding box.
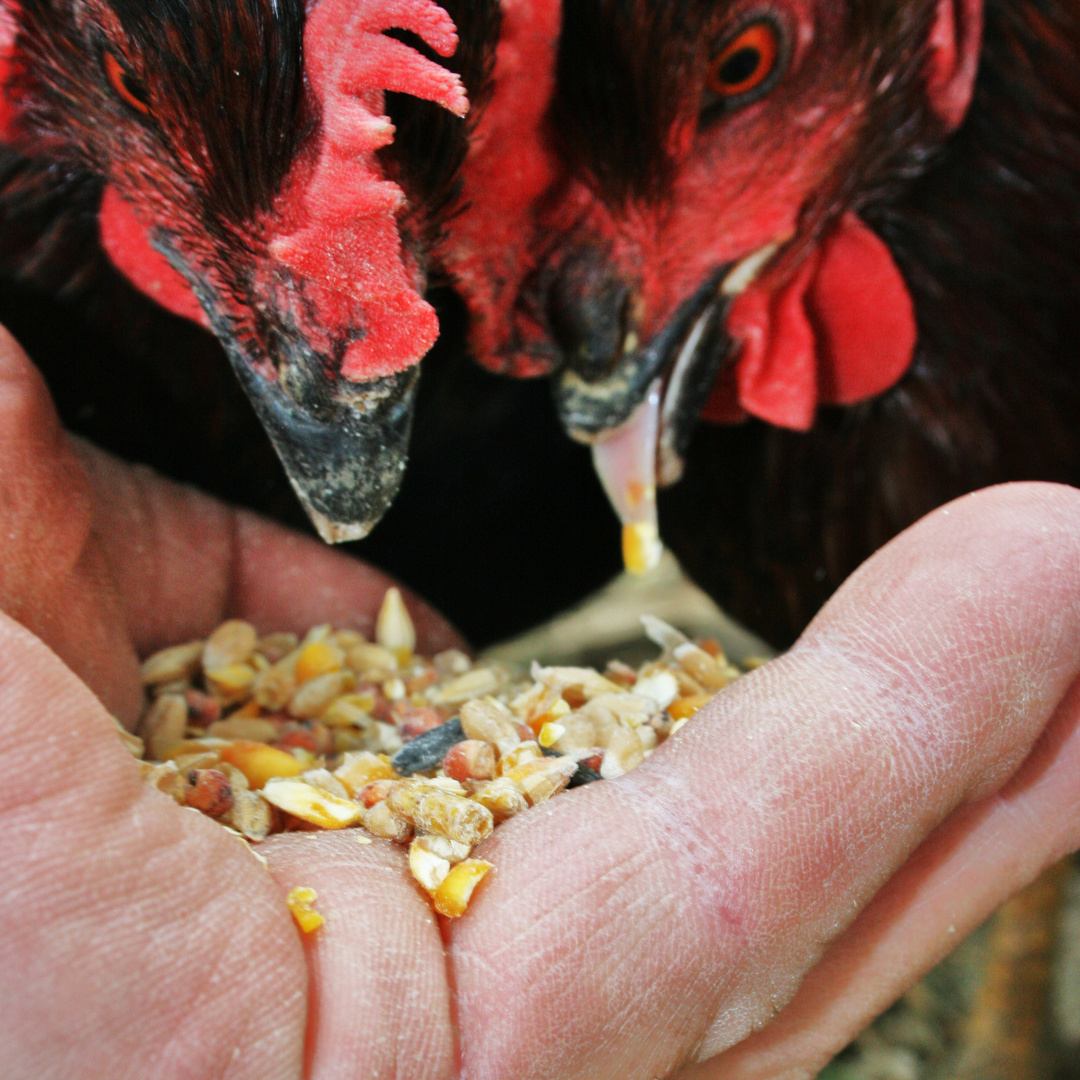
[444,0,979,429]
[434,0,564,378]
[445,2,857,375]
[2,0,469,385]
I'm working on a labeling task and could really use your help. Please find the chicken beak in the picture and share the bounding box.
[556,242,783,572]
[553,266,730,442]
[227,347,419,544]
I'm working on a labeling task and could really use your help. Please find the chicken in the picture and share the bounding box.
[0,0,500,542]
[446,0,1080,646]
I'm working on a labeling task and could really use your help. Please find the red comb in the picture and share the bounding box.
[269,0,469,381]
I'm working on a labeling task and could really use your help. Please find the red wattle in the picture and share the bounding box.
[98,185,209,327]
[807,214,917,405]
[703,213,916,429]
[728,255,819,431]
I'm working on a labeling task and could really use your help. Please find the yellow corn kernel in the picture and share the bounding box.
[667,693,715,721]
[409,838,451,893]
[205,663,257,701]
[537,722,566,749]
[231,699,264,719]
[294,640,345,685]
[376,587,416,666]
[262,778,363,829]
[286,886,324,934]
[333,751,397,796]
[433,859,493,918]
[527,696,570,735]
[497,741,542,776]
[219,740,305,789]
[622,521,663,576]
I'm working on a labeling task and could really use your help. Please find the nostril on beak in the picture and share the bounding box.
[547,249,637,382]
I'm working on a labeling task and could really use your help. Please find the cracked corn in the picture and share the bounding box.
[123,589,744,922]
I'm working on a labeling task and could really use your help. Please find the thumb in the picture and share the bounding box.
[0,607,307,1078]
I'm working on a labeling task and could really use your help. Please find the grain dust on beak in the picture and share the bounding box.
[229,351,419,544]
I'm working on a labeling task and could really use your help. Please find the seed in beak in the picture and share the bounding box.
[591,379,664,575]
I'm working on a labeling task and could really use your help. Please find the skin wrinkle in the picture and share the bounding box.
[686,677,1080,1079]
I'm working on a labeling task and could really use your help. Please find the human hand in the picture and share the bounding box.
[2,324,1078,1079]
[0,324,460,1077]
[446,481,1080,1080]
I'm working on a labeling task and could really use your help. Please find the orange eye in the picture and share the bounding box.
[103,51,151,115]
[706,20,781,100]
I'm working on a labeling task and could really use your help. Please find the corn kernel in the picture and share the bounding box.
[527,697,571,736]
[287,886,323,934]
[334,751,397,796]
[262,778,363,829]
[294,640,345,685]
[673,643,729,691]
[667,693,714,721]
[538,722,566,749]
[409,839,450,893]
[433,860,493,918]
[497,741,542,775]
[322,694,375,729]
[622,521,662,576]
[219,740,305,789]
[205,663,257,700]
[376,587,417,666]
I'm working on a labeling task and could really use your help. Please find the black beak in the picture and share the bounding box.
[157,235,421,544]
[227,348,419,543]
[552,265,733,469]
[551,241,784,485]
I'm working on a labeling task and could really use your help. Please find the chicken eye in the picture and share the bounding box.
[103,52,151,116]
[705,20,782,102]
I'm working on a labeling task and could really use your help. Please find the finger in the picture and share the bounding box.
[682,672,1080,1079]
[450,483,1080,1080]
[75,443,465,658]
[0,610,307,1079]
[262,833,457,1080]
[0,325,141,717]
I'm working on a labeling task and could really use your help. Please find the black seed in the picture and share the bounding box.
[568,763,603,788]
[390,718,465,776]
